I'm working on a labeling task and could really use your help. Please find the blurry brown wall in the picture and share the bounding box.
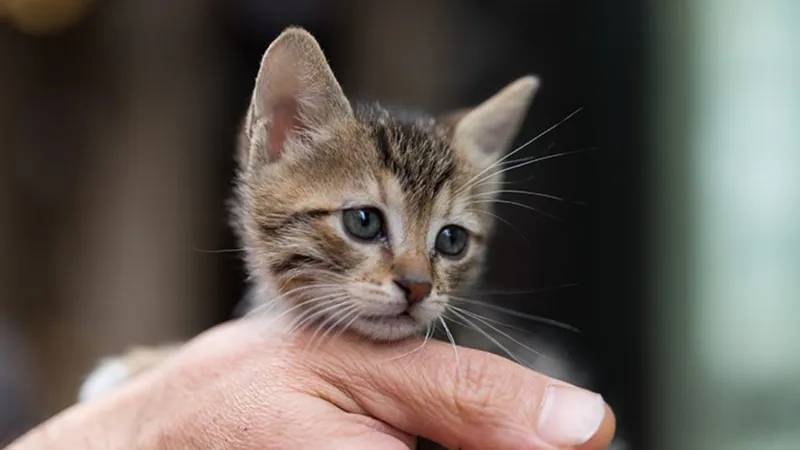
[0,0,224,414]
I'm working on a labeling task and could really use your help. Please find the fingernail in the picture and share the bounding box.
[538,385,605,447]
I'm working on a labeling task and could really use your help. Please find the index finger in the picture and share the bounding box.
[313,335,615,450]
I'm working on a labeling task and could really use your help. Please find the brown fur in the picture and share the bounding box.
[230,28,538,341]
[79,26,539,402]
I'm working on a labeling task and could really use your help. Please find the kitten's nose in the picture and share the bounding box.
[394,274,432,305]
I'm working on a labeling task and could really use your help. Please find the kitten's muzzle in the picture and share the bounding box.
[393,274,432,305]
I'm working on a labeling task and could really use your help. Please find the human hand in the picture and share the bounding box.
[7,318,615,449]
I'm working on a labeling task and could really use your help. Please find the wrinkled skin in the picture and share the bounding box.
[8,319,615,449]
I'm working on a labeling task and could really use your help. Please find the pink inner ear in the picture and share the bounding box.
[267,98,301,161]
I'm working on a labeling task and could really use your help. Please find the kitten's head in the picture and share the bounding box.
[233,27,538,341]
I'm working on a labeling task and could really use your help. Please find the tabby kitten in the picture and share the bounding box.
[78,27,538,403]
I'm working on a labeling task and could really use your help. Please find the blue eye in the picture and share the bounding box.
[435,225,469,258]
[342,208,384,241]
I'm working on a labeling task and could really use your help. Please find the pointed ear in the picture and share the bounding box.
[241,27,352,168]
[446,76,540,171]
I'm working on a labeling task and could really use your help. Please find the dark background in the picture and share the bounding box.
[0,1,647,448]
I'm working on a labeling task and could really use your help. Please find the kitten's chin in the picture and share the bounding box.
[348,315,427,341]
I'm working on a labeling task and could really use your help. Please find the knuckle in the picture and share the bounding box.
[452,353,522,420]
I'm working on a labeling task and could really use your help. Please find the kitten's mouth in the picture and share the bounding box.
[351,311,425,341]
[360,311,415,324]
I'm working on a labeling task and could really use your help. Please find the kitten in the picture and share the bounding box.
[79,27,538,407]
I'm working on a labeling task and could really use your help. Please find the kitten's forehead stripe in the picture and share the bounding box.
[361,105,458,224]
[259,209,330,235]
[375,125,393,169]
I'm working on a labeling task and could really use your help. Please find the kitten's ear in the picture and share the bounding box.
[241,27,352,168]
[445,76,540,170]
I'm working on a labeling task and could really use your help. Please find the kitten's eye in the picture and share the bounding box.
[435,225,469,258]
[342,208,384,241]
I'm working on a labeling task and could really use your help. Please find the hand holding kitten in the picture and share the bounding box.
[8,318,614,450]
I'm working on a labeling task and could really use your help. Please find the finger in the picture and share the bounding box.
[343,411,417,449]
[312,334,614,450]
[283,400,415,450]
[324,434,413,450]
[582,405,615,450]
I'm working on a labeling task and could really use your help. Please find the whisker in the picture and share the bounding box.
[286,296,352,338]
[471,283,579,296]
[399,323,436,371]
[451,306,550,360]
[300,303,356,350]
[278,298,352,338]
[470,199,562,222]
[439,317,460,369]
[446,305,546,337]
[458,108,584,196]
[307,303,363,350]
[327,309,366,344]
[450,296,580,333]
[447,309,530,367]
[246,284,345,317]
[412,322,436,361]
[466,189,587,205]
[381,323,432,364]
[307,298,365,342]
[279,268,350,280]
[439,312,470,329]
[279,266,350,283]
[467,208,530,245]
[499,152,551,167]
[463,142,556,193]
[466,146,594,196]
[283,296,344,327]
[246,287,318,317]
[255,286,347,326]
[499,140,557,166]
[191,247,246,254]
[507,146,595,170]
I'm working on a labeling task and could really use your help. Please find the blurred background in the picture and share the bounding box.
[0,1,798,449]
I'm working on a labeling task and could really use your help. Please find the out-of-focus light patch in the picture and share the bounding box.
[0,0,93,35]
[692,0,800,385]
[650,1,799,449]
[687,0,800,448]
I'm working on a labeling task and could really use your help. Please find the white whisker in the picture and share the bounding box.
[398,324,435,371]
[465,146,594,196]
[304,302,362,350]
[467,208,530,244]
[287,296,352,338]
[246,284,344,317]
[457,108,584,196]
[450,296,580,333]
[385,323,434,364]
[469,199,561,222]
[310,304,364,349]
[191,247,246,254]
[439,317,460,369]
[450,306,550,360]
[471,283,579,296]
[327,309,366,343]
[446,305,545,337]
[466,189,586,205]
[448,309,530,367]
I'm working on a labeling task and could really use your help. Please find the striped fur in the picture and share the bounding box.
[78,27,539,402]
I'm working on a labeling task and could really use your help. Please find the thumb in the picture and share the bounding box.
[314,336,615,450]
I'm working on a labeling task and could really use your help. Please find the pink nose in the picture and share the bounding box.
[394,275,432,305]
